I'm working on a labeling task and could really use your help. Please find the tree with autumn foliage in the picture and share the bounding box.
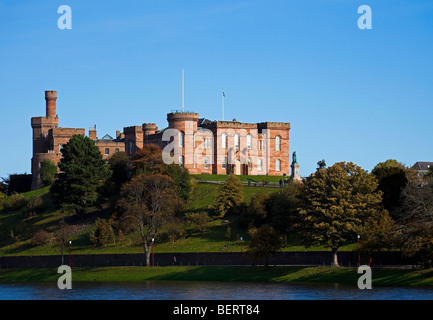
[117,173,183,266]
[295,162,384,267]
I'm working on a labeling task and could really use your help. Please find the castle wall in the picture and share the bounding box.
[31,91,292,190]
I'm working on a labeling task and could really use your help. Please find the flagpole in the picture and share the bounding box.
[182,69,185,113]
[222,90,225,121]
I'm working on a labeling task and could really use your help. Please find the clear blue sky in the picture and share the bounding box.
[1,0,432,180]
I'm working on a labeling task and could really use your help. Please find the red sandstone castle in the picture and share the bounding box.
[31,90,292,190]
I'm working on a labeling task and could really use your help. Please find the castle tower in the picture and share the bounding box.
[45,90,57,118]
[31,90,60,189]
[167,112,199,168]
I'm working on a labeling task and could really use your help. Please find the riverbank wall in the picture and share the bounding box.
[0,251,419,268]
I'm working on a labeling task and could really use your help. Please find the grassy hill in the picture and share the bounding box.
[0,175,356,257]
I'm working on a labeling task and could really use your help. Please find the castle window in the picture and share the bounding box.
[180,131,185,147]
[276,159,281,171]
[222,133,227,149]
[129,141,133,155]
[258,140,262,151]
[193,132,197,148]
[276,136,281,151]
[248,158,252,170]
[234,134,239,149]
[179,156,184,167]
[258,158,262,171]
[105,148,110,155]
[59,144,62,153]
[222,157,227,169]
[204,157,209,169]
[247,134,252,150]
[115,148,119,153]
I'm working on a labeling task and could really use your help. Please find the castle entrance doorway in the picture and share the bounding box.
[235,159,241,175]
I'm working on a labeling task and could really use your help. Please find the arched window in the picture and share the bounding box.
[204,157,209,169]
[234,133,239,149]
[247,134,252,150]
[179,155,184,167]
[222,157,227,169]
[276,136,281,151]
[180,131,185,147]
[258,158,262,171]
[276,159,281,171]
[222,133,227,149]
[248,158,252,170]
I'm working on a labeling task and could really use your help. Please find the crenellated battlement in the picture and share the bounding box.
[51,127,85,136]
[167,112,199,122]
[124,125,143,133]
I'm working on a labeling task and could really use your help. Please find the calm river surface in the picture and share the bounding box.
[1,281,433,300]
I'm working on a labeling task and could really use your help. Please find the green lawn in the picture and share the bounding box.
[0,180,353,256]
[1,266,433,287]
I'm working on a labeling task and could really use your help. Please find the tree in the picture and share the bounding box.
[296,162,383,267]
[51,135,112,215]
[371,159,409,216]
[359,210,401,265]
[266,181,303,233]
[107,151,130,187]
[53,219,73,265]
[395,182,433,267]
[214,174,244,218]
[118,173,183,266]
[130,145,192,202]
[40,159,58,186]
[247,225,283,267]
[164,164,192,203]
[317,159,327,170]
[130,144,166,176]
[239,193,269,229]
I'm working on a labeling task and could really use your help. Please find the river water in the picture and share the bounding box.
[1,281,433,300]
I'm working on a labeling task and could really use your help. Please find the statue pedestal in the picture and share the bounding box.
[291,163,302,182]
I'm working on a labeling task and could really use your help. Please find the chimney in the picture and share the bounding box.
[116,130,120,139]
[89,125,97,140]
[45,90,57,118]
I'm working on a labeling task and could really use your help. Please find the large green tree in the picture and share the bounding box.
[214,174,244,218]
[371,159,409,216]
[51,135,112,214]
[296,162,383,267]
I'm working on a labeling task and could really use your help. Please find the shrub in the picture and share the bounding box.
[89,218,115,247]
[186,212,211,232]
[8,194,27,211]
[25,196,45,217]
[31,230,50,246]
[40,160,58,186]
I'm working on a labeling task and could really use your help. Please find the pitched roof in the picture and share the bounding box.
[412,162,433,171]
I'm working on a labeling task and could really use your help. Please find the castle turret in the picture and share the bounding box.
[45,90,57,118]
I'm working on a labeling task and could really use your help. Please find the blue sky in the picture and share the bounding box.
[1,0,432,180]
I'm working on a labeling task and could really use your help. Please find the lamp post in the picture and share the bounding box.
[240,236,243,266]
[69,240,72,268]
[152,238,155,267]
[357,235,360,267]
